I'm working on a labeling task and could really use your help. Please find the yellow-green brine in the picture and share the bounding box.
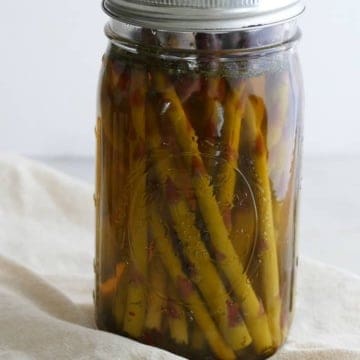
[95,1,305,359]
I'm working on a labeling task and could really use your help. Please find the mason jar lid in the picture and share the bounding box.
[102,0,305,32]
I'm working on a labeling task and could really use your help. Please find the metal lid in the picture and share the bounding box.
[103,0,305,32]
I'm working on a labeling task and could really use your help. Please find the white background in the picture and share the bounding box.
[0,0,359,157]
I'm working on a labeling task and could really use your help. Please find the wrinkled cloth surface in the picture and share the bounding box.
[0,155,359,360]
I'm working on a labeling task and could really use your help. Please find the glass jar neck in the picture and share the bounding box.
[105,19,301,53]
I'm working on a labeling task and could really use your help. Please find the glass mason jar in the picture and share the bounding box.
[95,1,305,359]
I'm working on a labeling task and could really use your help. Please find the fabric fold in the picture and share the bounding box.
[0,155,359,359]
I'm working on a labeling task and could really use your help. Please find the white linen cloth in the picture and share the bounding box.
[0,154,359,360]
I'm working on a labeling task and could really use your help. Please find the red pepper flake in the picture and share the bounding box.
[225,146,238,162]
[129,269,145,285]
[143,331,154,345]
[214,249,227,262]
[177,276,195,299]
[147,238,156,259]
[226,300,243,327]
[129,311,136,317]
[167,300,181,319]
[142,329,161,346]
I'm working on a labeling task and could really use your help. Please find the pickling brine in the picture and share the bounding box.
[95,1,304,359]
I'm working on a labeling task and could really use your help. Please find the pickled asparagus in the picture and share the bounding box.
[123,68,148,338]
[167,281,189,346]
[244,98,282,347]
[148,203,236,360]
[216,81,247,229]
[96,36,302,359]
[152,70,273,353]
[146,97,252,352]
[145,258,167,333]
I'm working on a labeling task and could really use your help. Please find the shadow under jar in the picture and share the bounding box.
[94,1,305,359]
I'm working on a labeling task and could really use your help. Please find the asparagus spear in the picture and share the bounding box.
[98,58,131,284]
[105,60,133,334]
[263,71,295,343]
[100,57,130,151]
[146,97,251,352]
[97,61,130,330]
[271,68,301,337]
[98,63,117,282]
[183,34,224,174]
[151,114,197,212]
[95,114,102,302]
[191,324,207,352]
[144,257,167,334]
[216,81,247,230]
[152,70,273,353]
[148,203,236,360]
[167,281,189,346]
[243,98,282,347]
[113,265,129,330]
[95,49,110,286]
[230,203,256,269]
[123,68,148,338]
[110,86,128,242]
[198,79,222,174]
[165,178,252,351]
